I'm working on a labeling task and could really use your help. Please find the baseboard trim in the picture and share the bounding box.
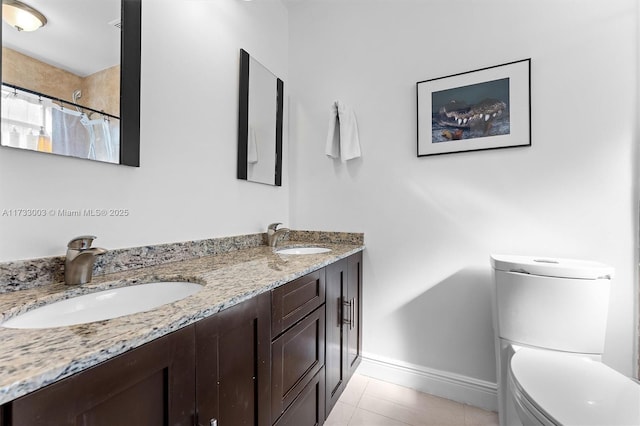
[357,352,498,412]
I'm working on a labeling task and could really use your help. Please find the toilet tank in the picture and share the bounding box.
[491,255,613,354]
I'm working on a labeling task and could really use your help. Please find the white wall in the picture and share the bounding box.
[288,0,638,403]
[1,0,637,409]
[0,0,289,261]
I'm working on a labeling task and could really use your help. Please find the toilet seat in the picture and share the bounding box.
[509,372,556,426]
[509,347,640,426]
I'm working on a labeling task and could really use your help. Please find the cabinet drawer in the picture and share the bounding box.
[272,269,325,336]
[274,367,325,426]
[271,305,325,422]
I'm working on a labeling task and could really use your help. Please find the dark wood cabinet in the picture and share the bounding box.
[271,269,326,426]
[7,325,196,426]
[271,269,325,337]
[273,368,325,426]
[3,295,273,426]
[346,252,363,379]
[1,404,7,426]
[195,292,271,426]
[325,252,363,418]
[271,305,325,422]
[325,258,348,415]
[0,252,363,426]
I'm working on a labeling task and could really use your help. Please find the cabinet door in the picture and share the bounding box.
[324,258,348,416]
[8,326,196,426]
[346,251,363,378]
[195,292,271,426]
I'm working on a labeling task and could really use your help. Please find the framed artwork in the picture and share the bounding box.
[417,59,531,157]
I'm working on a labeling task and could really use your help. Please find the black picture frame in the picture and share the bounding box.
[0,0,141,166]
[417,59,531,157]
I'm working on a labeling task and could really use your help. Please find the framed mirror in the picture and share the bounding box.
[237,49,283,186]
[0,0,141,166]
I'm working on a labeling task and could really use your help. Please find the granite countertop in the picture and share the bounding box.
[0,240,364,405]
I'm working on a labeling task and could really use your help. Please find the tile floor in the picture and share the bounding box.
[326,373,499,426]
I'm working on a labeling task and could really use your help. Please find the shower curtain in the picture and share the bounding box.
[51,108,119,163]
[1,85,120,163]
[1,88,43,150]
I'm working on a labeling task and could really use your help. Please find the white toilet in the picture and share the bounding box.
[490,254,640,426]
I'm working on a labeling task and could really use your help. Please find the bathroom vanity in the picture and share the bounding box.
[0,232,363,426]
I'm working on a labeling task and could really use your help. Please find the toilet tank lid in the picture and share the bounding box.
[490,255,614,280]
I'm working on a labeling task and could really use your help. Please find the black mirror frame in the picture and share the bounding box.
[237,48,283,186]
[0,0,142,167]
[120,0,142,167]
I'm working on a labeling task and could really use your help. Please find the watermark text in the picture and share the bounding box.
[2,208,130,217]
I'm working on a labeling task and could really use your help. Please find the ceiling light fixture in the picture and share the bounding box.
[2,0,47,32]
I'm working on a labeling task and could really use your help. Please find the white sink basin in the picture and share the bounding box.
[1,281,203,329]
[275,247,332,255]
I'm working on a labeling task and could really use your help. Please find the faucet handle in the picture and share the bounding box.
[267,223,282,232]
[67,235,97,250]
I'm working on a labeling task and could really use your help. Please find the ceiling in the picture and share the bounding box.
[2,0,121,77]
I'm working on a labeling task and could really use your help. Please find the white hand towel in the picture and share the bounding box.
[325,101,362,161]
[325,102,340,159]
[248,126,258,164]
[336,102,361,161]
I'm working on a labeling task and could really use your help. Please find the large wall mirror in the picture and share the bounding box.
[237,49,283,186]
[0,0,141,166]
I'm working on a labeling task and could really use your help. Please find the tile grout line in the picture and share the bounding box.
[351,377,414,426]
[351,406,413,426]
[345,376,369,424]
[355,376,370,407]
[340,374,497,426]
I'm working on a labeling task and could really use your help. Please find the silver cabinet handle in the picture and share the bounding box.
[342,299,352,326]
[210,419,218,426]
[351,297,356,330]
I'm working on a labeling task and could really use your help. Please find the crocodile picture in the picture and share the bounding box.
[431,77,510,142]
[435,98,508,137]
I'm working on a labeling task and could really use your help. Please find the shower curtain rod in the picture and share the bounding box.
[2,82,120,121]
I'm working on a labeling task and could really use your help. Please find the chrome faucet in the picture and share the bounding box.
[65,235,107,285]
[267,223,290,247]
